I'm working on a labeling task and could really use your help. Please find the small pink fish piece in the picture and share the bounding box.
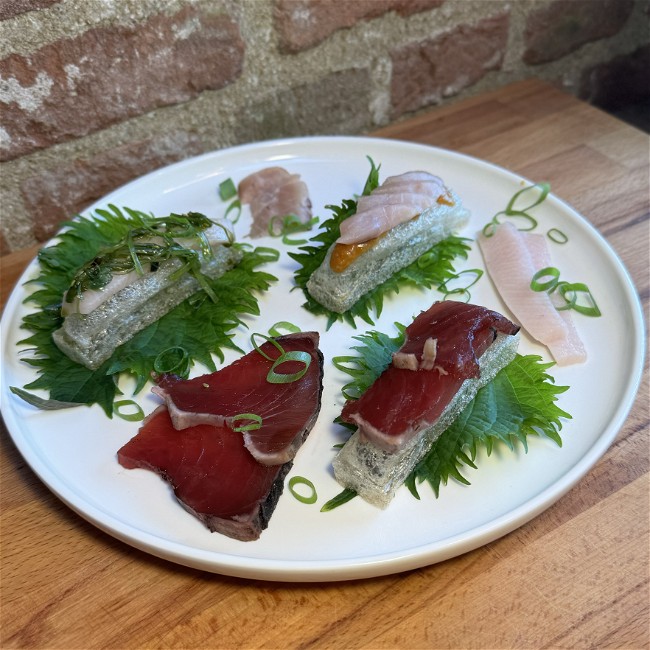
[238,167,312,238]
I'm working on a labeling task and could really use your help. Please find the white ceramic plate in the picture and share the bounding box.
[1,137,644,582]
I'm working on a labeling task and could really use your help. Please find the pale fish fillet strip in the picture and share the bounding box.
[478,221,586,365]
[523,228,587,365]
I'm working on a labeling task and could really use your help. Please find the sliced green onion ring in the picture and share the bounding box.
[218,178,237,201]
[252,246,280,262]
[547,227,569,244]
[154,346,190,376]
[506,182,550,214]
[224,199,242,224]
[268,321,301,337]
[114,399,145,422]
[288,476,318,504]
[555,282,601,316]
[231,413,263,432]
[267,350,312,384]
[331,355,361,375]
[438,268,483,295]
[493,209,538,232]
[481,219,499,238]
[416,250,441,269]
[268,214,318,245]
[250,332,285,361]
[530,266,561,292]
[441,288,472,303]
[482,182,550,236]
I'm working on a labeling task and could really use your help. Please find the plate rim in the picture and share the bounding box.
[1,135,645,582]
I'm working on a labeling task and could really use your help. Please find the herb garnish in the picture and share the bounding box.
[322,326,570,510]
[15,207,279,416]
[289,158,472,328]
[63,209,229,306]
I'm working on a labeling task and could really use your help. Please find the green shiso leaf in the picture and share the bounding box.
[323,325,571,509]
[15,207,278,417]
[288,158,472,328]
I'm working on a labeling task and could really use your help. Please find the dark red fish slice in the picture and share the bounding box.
[153,332,323,466]
[340,301,519,452]
[117,406,289,541]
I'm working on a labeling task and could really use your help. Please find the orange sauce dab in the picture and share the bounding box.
[330,238,380,272]
[330,192,454,272]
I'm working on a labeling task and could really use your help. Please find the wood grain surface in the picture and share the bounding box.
[1,79,648,649]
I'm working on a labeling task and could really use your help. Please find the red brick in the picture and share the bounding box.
[0,0,61,21]
[0,7,244,161]
[274,0,444,53]
[21,132,205,242]
[234,67,373,140]
[523,0,634,65]
[390,12,510,118]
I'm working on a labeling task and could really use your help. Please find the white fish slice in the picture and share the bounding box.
[337,171,448,245]
[478,221,586,365]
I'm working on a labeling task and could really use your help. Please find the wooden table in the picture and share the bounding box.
[1,79,648,649]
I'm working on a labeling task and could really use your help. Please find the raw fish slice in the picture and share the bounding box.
[524,231,587,365]
[61,224,232,317]
[238,167,312,238]
[340,301,520,452]
[238,167,290,203]
[337,171,448,245]
[381,171,445,186]
[153,332,324,465]
[117,406,289,541]
[338,204,426,245]
[478,221,586,365]
[355,192,436,213]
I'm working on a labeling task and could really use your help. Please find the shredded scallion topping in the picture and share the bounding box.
[64,210,226,304]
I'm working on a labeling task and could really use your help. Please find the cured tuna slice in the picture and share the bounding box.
[238,167,312,238]
[117,406,291,541]
[153,332,324,465]
[336,171,448,245]
[478,221,586,365]
[340,301,520,453]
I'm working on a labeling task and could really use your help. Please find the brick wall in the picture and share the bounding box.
[1,0,648,254]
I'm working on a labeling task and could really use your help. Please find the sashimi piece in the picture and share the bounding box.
[524,231,587,365]
[340,301,520,452]
[478,221,586,365]
[153,332,324,465]
[355,192,436,213]
[117,406,290,541]
[61,224,232,316]
[238,167,312,238]
[337,171,449,245]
